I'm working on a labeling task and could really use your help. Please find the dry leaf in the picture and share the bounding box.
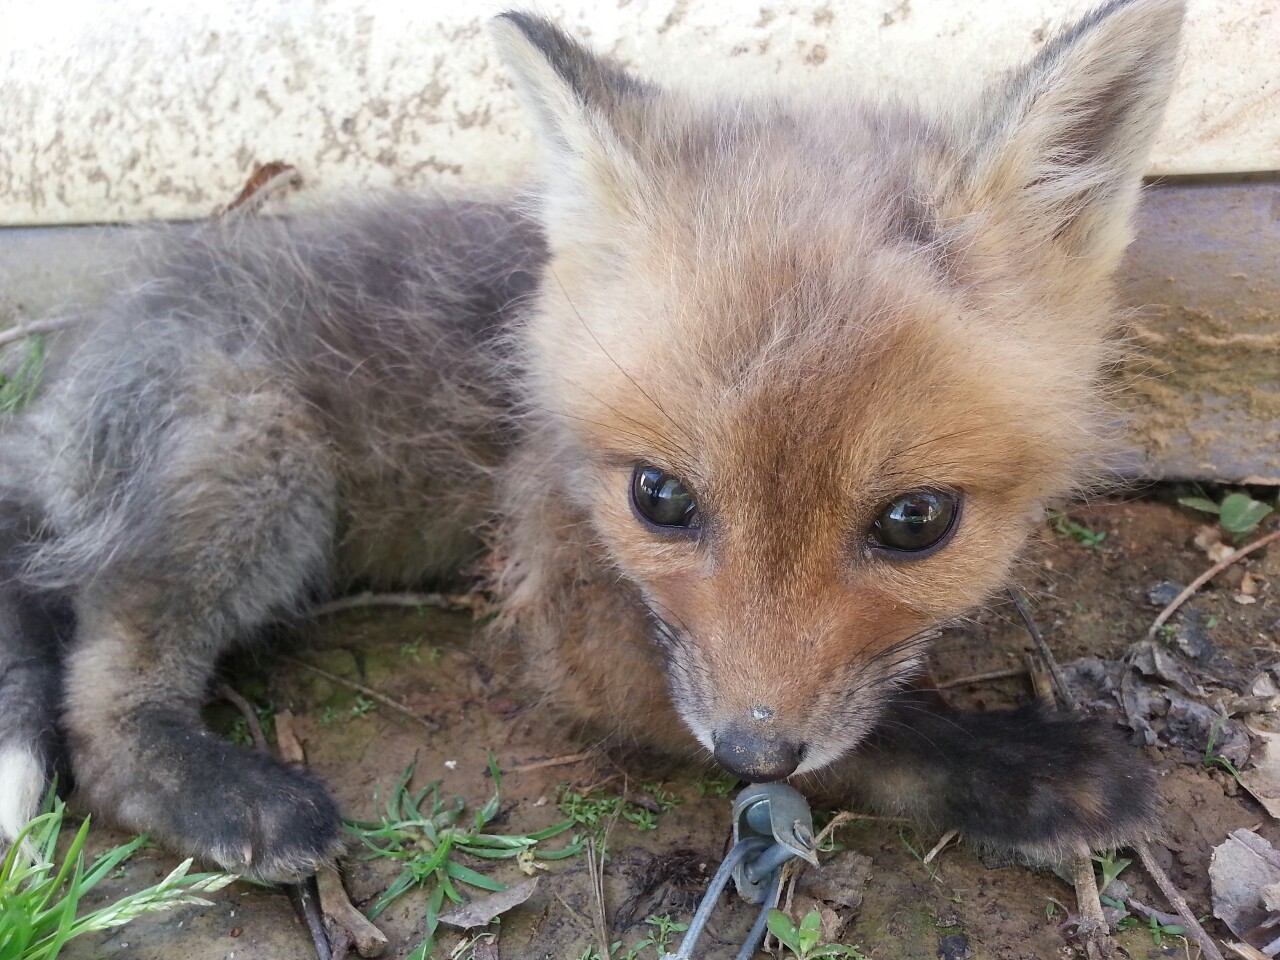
[438,877,540,930]
[1211,830,1280,946]
[1241,722,1280,821]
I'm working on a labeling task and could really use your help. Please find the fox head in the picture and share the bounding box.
[493,1,1184,780]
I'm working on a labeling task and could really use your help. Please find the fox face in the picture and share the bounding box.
[493,2,1182,780]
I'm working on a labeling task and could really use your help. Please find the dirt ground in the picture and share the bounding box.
[62,495,1280,960]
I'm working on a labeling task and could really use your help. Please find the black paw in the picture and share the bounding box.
[825,702,1159,862]
[75,710,346,881]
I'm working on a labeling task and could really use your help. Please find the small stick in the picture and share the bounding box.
[281,655,437,733]
[1146,528,1280,640]
[213,161,302,221]
[508,751,597,774]
[0,316,81,348]
[1126,896,1186,929]
[1009,588,1076,709]
[311,590,472,618]
[587,838,611,960]
[935,667,1027,690]
[923,829,959,865]
[1069,845,1109,952]
[317,866,388,958]
[216,682,270,752]
[1134,840,1226,960]
[294,877,334,960]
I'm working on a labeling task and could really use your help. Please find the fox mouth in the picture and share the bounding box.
[648,608,939,780]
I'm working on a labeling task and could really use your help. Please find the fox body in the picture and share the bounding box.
[0,1,1184,881]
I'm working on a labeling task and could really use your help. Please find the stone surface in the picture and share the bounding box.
[2,0,1277,226]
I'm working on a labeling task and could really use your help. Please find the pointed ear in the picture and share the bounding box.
[961,0,1184,271]
[490,12,655,250]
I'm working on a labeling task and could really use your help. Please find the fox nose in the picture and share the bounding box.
[712,722,803,782]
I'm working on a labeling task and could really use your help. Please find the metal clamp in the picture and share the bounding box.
[664,782,817,960]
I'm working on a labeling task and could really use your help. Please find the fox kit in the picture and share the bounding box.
[0,0,1183,881]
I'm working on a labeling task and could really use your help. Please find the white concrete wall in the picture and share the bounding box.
[1,0,1276,226]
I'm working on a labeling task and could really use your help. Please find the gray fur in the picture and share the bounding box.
[0,197,543,877]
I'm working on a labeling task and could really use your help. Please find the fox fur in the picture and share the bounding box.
[0,0,1184,880]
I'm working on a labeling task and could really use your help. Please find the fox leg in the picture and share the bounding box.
[800,697,1156,861]
[60,387,343,881]
[0,495,72,841]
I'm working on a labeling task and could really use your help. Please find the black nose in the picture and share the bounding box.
[712,723,803,782]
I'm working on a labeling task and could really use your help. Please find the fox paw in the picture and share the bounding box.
[75,717,346,881]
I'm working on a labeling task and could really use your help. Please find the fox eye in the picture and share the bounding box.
[632,464,699,529]
[871,490,959,557]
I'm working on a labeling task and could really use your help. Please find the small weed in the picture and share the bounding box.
[767,909,868,959]
[0,336,46,414]
[0,788,234,960]
[691,772,737,798]
[558,784,677,839]
[1179,490,1275,542]
[349,755,582,956]
[1049,512,1107,549]
[1116,913,1186,945]
[622,914,688,957]
[350,695,377,718]
[1203,713,1243,784]
[318,705,340,726]
[1091,851,1131,891]
[399,640,423,661]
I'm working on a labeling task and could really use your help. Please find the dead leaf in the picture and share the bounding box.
[1128,641,1203,697]
[1242,572,1260,596]
[796,850,872,910]
[275,710,306,765]
[1240,722,1280,821]
[1211,830,1280,947]
[438,877,540,930]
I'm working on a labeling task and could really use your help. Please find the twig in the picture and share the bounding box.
[1134,840,1226,960]
[508,751,597,774]
[1070,844,1108,943]
[923,829,959,865]
[311,590,473,617]
[1146,528,1280,640]
[1009,588,1076,709]
[216,683,270,752]
[213,161,302,221]
[935,667,1027,690]
[1126,896,1186,930]
[280,655,437,733]
[294,876,334,960]
[317,866,388,958]
[0,316,81,348]
[587,838,611,960]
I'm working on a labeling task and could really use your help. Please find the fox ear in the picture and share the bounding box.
[491,12,654,249]
[962,0,1184,271]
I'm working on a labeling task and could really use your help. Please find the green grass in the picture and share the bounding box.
[0,337,45,415]
[0,790,235,960]
[1048,511,1107,549]
[347,755,583,957]
[557,782,680,838]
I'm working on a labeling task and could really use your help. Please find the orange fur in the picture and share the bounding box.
[492,1,1184,774]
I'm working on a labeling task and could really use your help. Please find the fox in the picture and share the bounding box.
[0,0,1184,885]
